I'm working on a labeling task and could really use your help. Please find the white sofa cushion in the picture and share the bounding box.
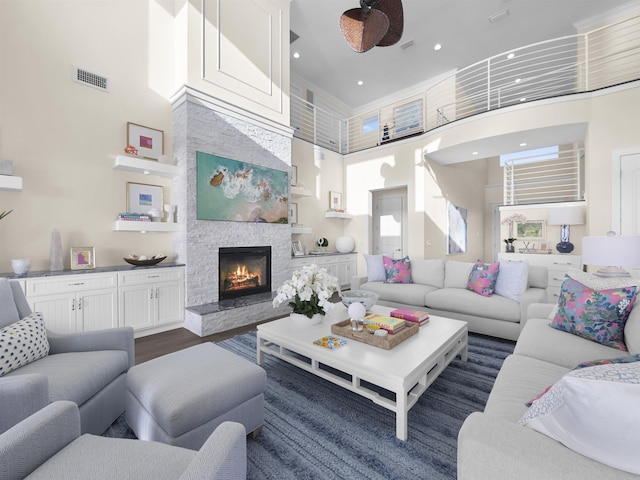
[410,259,444,288]
[518,362,640,475]
[625,305,640,355]
[443,261,474,289]
[360,281,437,306]
[0,313,50,376]
[425,288,520,322]
[494,260,529,302]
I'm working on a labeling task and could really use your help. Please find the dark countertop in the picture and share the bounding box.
[1,262,186,280]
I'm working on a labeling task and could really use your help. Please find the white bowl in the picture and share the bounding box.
[11,258,31,275]
[340,290,379,310]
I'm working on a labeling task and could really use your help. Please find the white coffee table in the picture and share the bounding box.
[256,304,468,440]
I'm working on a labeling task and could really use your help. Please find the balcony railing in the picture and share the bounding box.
[291,13,640,155]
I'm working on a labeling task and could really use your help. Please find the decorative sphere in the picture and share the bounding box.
[335,236,355,253]
[348,302,366,321]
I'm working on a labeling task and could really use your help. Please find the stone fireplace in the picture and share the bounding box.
[172,94,292,336]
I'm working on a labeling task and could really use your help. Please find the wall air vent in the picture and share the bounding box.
[73,66,109,92]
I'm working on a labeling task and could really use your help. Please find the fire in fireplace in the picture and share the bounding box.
[219,246,271,301]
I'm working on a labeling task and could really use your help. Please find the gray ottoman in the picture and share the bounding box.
[125,343,266,450]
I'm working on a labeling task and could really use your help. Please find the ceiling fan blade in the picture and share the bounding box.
[340,8,390,53]
[374,0,403,47]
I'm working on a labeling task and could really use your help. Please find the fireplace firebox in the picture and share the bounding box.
[219,246,271,301]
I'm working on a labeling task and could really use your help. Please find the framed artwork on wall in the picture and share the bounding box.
[289,203,298,224]
[71,247,95,270]
[330,191,342,210]
[447,202,467,255]
[127,122,164,161]
[516,220,545,240]
[290,165,298,186]
[127,182,164,214]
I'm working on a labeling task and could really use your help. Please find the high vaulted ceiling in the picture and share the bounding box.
[290,0,635,111]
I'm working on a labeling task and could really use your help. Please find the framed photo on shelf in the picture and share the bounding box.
[127,182,163,214]
[516,220,545,240]
[329,191,342,210]
[127,122,164,161]
[71,247,95,270]
[539,241,549,251]
[290,165,298,186]
[289,203,298,224]
[291,240,304,257]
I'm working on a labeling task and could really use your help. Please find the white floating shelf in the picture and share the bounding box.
[0,175,23,191]
[292,226,312,234]
[291,186,311,197]
[113,155,179,178]
[113,221,181,232]
[325,211,353,219]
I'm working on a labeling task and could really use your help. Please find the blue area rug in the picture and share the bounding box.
[104,331,514,479]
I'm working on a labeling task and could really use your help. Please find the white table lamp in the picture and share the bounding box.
[582,233,640,277]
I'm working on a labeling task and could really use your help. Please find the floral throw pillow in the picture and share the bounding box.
[551,276,637,351]
[383,256,412,284]
[466,261,500,296]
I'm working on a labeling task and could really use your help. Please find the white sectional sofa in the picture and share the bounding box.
[458,270,640,479]
[351,258,548,341]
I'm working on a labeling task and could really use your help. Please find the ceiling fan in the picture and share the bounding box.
[340,0,404,53]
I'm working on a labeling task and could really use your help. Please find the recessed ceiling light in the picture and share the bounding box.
[357,80,364,86]
[434,43,442,51]
[515,78,521,83]
[520,97,526,102]
[293,52,300,59]
[472,151,479,155]
[520,143,527,147]
[507,53,515,59]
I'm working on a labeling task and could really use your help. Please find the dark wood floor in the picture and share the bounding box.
[134,319,275,364]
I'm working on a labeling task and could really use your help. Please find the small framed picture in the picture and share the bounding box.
[539,241,549,251]
[127,182,164,214]
[289,203,298,224]
[291,240,304,257]
[290,165,298,186]
[127,122,164,161]
[329,191,342,210]
[515,220,546,240]
[71,247,95,270]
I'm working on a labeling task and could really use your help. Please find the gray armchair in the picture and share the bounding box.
[0,278,134,435]
[0,401,246,480]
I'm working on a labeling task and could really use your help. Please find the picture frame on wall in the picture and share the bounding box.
[127,182,164,214]
[446,202,467,255]
[329,191,342,210]
[127,122,164,161]
[291,240,304,257]
[71,247,95,270]
[289,203,298,224]
[290,165,298,186]
[516,220,546,240]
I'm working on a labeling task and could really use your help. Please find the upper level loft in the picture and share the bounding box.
[291,13,640,156]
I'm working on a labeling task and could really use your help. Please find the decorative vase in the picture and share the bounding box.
[335,236,355,253]
[290,312,324,326]
[505,244,515,253]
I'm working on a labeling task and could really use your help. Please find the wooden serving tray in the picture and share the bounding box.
[331,319,419,350]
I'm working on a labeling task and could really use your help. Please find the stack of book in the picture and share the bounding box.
[363,313,406,334]
[390,308,430,326]
[117,213,151,222]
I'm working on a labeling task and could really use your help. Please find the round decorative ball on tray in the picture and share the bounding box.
[124,254,167,266]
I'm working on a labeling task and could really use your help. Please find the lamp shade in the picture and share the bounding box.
[547,206,585,225]
[582,236,640,268]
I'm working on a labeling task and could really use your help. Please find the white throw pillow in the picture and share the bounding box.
[518,362,640,475]
[364,254,386,282]
[494,260,529,302]
[443,261,474,289]
[0,312,50,376]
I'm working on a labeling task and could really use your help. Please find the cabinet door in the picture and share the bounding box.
[80,288,118,331]
[156,281,185,326]
[28,293,78,333]
[119,285,154,331]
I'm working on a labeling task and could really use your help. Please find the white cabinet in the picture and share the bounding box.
[291,254,357,288]
[499,253,582,302]
[118,267,185,335]
[25,274,118,333]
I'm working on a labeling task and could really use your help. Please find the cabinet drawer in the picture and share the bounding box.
[118,267,184,286]
[548,269,570,287]
[26,273,117,296]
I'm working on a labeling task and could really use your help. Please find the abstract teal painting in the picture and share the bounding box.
[197,152,289,223]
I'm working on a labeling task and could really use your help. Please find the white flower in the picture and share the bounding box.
[273,264,340,317]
